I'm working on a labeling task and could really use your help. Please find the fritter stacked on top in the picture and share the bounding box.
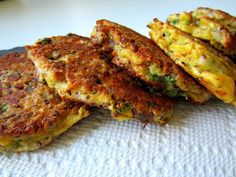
[26,34,174,125]
[167,7,236,61]
[148,19,236,106]
[193,7,236,36]
[91,19,211,103]
[0,53,90,152]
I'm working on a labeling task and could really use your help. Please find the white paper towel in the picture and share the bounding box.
[0,100,235,177]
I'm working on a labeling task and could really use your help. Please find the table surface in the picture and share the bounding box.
[0,0,236,49]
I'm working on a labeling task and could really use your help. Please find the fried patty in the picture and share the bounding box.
[0,52,90,152]
[167,9,236,61]
[26,34,174,125]
[91,19,211,103]
[193,7,236,35]
[148,19,236,106]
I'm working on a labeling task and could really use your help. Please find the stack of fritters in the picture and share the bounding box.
[0,53,89,152]
[1,7,235,152]
[26,34,174,125]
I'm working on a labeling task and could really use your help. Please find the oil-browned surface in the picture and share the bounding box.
[0,52,89,151]
[26,34,174,125]
[90,19,211,103]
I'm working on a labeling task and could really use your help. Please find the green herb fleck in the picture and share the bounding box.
[0,103,9,114]
[67,33,74,37]
[12,140,21,150]
[148,73,175,84]
[170,19,179,25]
[44,53,54,59]
[163,75,175,83]
[184,19,190,25]
[165,89,187,97]
[147,101,155,107]
[44,93,53,101]
[39,38,52,45]
[148,72,186,97]
[116,103,132,114]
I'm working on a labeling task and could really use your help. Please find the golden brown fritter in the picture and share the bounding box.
[0,52,90,152]
[193,7,236,35]
[91,19,211,103]
[167,8,236,61]
[26,34,174,125]
[148,18,236,106]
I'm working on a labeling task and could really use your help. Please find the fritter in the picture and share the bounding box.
[0,52,90,152]
[91,19,211,103]
[148,19,236,106]
[167,9,236,61]
[26,34,174,125]
[193,7,236,35]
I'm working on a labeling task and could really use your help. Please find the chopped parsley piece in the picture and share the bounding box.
[184,19,190,25]
[67,33,74,37]
[44,53,54,59]
[12,140,21,150]
[170,19,179,25]
[165,89,187,97]
[148,72,186,97]
[39,38,52,45]
[147,101,155,107]
[116,103,132,114]
[0,103,9,114]
[44,93,53,101]
[148,73,175,84]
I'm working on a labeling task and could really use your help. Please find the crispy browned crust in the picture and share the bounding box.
[90,19,211,103]
[26,34,174,125]
[0,52,88,137]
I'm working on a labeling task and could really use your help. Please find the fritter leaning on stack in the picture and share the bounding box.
[0,53,90,152]
[91,19,211,103]
[26,34,174,125]
[167,7,236,61]
[148,19,236,106]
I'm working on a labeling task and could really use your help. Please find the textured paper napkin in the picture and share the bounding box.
[0,100,235,177]
[0,49,236,177]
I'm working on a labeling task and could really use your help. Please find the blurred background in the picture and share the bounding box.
[0,0,236,49]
